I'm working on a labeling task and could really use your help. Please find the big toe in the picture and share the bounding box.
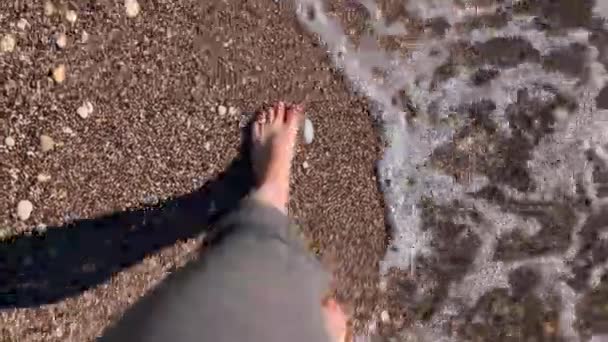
[285,104,304,133]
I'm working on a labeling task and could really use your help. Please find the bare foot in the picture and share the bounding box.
[250,101,303,213]
[251,102,349,341]
[323,298,350,342]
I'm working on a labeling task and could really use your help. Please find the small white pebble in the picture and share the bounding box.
[228,106,239,116]
[303,117,314,144]
[37,173,52,182]
[4,136,16,147]
[553,108,569,122]
[125,0,141,18]
[62,127,74,135]
[17,200,34,221]
[0,34,16,53]
[368,320,378,334]
[81,30,89,43]
[77,101,94,119]
[40,134,55,152]
[65,10,77,23]
[17,18,29,30]
[217,105,227,116]
[36,223,48,233]
[380,310,390,323]
[302,161,309,169]
[378,279,388,292]
[54,326,64,338]
[55,32,67,49]
[44,1,56,16]
[8,168,19,180]
[0,229,10,240]
[204,142,211,151]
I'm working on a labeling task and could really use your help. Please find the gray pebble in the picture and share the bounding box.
[36,223,48,233]
[142,195,159,205]
[64,212,79,222]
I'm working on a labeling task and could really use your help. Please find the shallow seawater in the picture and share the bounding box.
[295,0,608,341]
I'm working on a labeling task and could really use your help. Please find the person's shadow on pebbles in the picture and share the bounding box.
[0,115,258,309]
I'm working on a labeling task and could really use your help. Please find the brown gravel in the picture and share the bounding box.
[0,0,387,340]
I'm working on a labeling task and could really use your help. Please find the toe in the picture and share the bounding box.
[251,120,262,141]
[286,104,304,131]
[274,101,286,124]
[258,109,268,124]
[267,106,276,124]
